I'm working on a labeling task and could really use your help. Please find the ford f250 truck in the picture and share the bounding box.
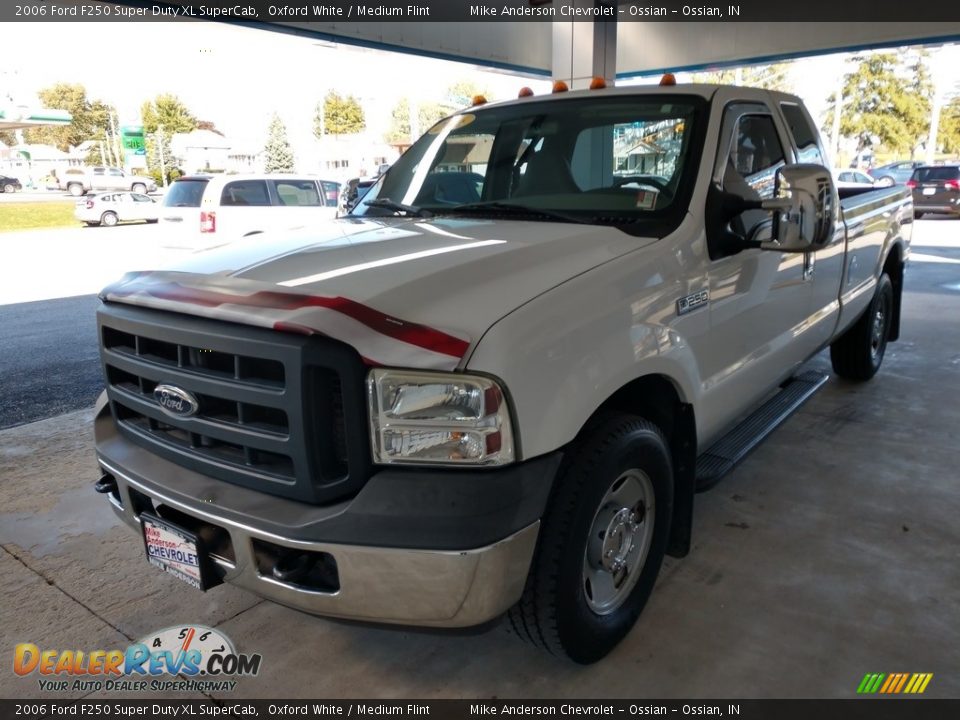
[93,84,911,663]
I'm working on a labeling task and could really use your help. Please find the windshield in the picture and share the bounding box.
[352,94,706,225]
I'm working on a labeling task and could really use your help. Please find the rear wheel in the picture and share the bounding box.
[508,414,673,664]
[101,211,118,227]
[830,273,894,381]
[68,183,84,197]
[875,176,895,187]
[2,183,15,193]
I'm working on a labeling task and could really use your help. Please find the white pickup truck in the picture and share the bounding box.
[93,84,911,663]
[56,166,157,197]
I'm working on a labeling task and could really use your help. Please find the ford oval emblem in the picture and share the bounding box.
[153,384,200,418]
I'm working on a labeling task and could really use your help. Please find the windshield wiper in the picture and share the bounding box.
[362,198,432,218]
[437,201,588,224]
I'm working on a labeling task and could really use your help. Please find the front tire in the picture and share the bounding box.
[132,182,147,194]
[68,183,84,197]
[509,414,673,663]
[2,183,14,193]
[830,273,894,381]
[101,211,118,227]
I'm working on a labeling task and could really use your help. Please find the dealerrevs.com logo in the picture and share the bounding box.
[13,625,262,693]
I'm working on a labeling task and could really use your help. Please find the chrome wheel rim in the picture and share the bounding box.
[582,469,655,615]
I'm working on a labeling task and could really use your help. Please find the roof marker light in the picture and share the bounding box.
[471,95,488,107]
[518,87,534,98]
[552,80,569,93]
[660,73,677,86]
[589,77,607,90]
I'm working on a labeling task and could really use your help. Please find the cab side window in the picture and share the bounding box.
[717,104,787,250]
[780,103,826,166]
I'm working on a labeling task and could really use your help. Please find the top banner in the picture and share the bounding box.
[6,0,960,23]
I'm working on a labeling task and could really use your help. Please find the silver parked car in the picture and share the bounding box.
[75,192,159,227]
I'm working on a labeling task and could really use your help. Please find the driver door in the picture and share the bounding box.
[698,100,818,437]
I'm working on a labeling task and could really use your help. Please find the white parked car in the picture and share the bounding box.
[159,174,340,246]
[833,168,877,190]
[75,192,159,227]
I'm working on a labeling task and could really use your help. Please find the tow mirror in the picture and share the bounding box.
[759,164,837,252]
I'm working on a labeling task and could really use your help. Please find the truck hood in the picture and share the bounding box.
[102,217,658,370]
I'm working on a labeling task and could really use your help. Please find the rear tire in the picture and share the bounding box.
[68,183,84,197]
[508,414,673,664]
[830,273,894,381]
[101,211,118,227]
[2,183,14,193]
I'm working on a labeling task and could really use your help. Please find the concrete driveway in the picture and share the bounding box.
[1,219,959,700]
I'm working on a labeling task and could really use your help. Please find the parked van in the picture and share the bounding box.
[159,174,341,245]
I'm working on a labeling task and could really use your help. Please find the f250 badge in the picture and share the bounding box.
[677,290,709,316]
[154,384,200,418]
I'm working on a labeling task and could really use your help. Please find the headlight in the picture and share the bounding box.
[367,369,515,466]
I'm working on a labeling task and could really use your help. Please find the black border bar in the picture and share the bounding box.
[5,1,960,23]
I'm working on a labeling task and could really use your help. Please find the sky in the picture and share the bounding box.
[2,21,553,149]
[3,22,958,154]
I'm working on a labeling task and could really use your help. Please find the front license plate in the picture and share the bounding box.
[923,188,936,195]
[141,513,209,591]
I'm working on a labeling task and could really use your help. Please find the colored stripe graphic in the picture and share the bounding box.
[858,673,933,694]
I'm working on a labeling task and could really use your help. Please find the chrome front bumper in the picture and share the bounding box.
[99,459,539,628]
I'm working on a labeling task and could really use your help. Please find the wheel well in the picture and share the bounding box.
[882,243,904,342]
[589,375,697,559]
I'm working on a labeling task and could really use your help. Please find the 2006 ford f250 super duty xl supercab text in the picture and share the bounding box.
[93,84,912,663]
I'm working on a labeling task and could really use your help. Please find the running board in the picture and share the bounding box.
[695,370,829,492]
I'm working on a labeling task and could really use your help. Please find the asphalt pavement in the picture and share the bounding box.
[0,294,103,429]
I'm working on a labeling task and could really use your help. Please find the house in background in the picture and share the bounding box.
[170,129,232,174]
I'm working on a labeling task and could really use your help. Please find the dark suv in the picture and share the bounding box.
[908,165,960,219]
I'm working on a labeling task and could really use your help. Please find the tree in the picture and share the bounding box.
[0,130,16,147]
[315,92,365,138]
[264,114,295,173]
[896,49,934,158]
[444,80,490,108]
[385,98,412,144]
[197,120,224,136]
[940,96,960,155]
[140,94,197,184]
[822,53,921,156]
[22,83,113,151]
[692,62,793,92]
[141,94,198,135]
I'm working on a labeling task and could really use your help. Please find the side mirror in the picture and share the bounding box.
[760,164,837,252]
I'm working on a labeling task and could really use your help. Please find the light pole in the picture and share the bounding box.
[157,124,167,188]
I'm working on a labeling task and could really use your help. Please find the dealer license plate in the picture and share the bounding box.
[141,513,209,590]
[922,187,936,195]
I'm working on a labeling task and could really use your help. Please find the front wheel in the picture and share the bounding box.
[101,211,119,227]
[830,273,894,381]
[132,182,147,194]
[2,183,15,193]
[68,183,84,197]
[509,414,673,663]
